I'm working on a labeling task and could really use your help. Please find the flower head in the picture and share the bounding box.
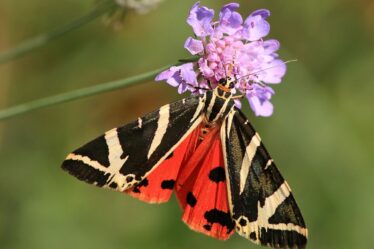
[115,0,164,14]
[108,0,164,29]
[156,2,287,117]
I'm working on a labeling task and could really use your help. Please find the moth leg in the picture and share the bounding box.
[187,83,210,91]
[232,94,244,99]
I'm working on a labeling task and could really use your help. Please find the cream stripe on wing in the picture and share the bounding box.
[66,154,107,171]
[66,152,130,190]
[211,96,230,122]
[226,108,235,138]
[254,182,307,237]
[104,128,127,172]
[206,93,216,121]
[220,118,234,213]
[191,96,205,122]
[239,132,261,194]
[147,104,170,159]
[264,159,273,170]
[247,221,308,238]
[137,117,143,128]
[257,182,291,224]
[236,182,307,241]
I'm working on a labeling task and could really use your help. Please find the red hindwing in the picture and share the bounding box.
[175,127,234,240]
[125,125,200,203]
[125,124,234,240]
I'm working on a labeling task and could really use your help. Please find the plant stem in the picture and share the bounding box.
[0,65,171,121]
[0,0,117,64]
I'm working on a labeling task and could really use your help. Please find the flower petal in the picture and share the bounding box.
[260,59,286,84]
[251,9,271,19]
[234,98,242,109]
[155,67,180,87]
[248,95,274,117]
[179,63,198,84]
[155,63,197,90]
[187,2,214,37]
[218,3,243,35]
[247,84,274,116]
[263,39,280,54]
[184,37,204,55]
[242,9,271,41]
[198,58,215,78]
[178,81,188,93]
[155,68,174,81]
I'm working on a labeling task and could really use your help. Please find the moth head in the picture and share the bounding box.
[218,77,236,91]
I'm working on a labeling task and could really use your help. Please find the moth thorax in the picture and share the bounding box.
[216,87,232,99]
[218,77,236,91]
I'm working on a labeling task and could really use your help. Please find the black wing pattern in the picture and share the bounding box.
[221,108,308,248]
[62,95,205,192]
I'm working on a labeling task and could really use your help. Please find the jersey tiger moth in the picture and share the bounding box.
[62,77,308,248]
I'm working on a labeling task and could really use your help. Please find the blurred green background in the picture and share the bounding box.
[0,0,373,248]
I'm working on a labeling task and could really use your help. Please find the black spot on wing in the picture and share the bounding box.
[109,182,118,189]
[249,232,257,240]
[203,224,211,231]
[268,195,306,227]
[126,176,134,183]
[139,178,149,187]
[161,180,175,189]
[73,135,110,167]
[239,217,247,226]
[204,209,235,232]
[259,227,307,249]
[132,178,149,193]
[62,160,110,187]
[186,192,197,207]
[208,166,226,183]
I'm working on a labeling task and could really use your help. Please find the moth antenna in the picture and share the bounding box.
[236,59,298,82]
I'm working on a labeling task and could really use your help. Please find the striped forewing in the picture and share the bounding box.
[221,108,308,248]
[62,95,205,192]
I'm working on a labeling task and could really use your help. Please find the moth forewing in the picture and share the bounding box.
[62,96,205,192]
[222,109,308,248]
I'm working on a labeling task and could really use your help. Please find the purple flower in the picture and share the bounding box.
[247,84,275,117]
[187,2,214,37]
[184,37,204,55]
[218,3,243,35]
[242,9,270,41]
[258,59,287,84]
[155,63,197,94]
[156,2,287,117]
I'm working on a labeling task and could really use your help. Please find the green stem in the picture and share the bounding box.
[178,56,200,63]
[0,0,117,64]
[0,65,171,121]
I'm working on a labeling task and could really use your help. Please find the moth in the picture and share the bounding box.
[62,77,308,248]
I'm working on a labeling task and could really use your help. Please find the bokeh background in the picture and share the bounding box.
[0,0,373,248]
